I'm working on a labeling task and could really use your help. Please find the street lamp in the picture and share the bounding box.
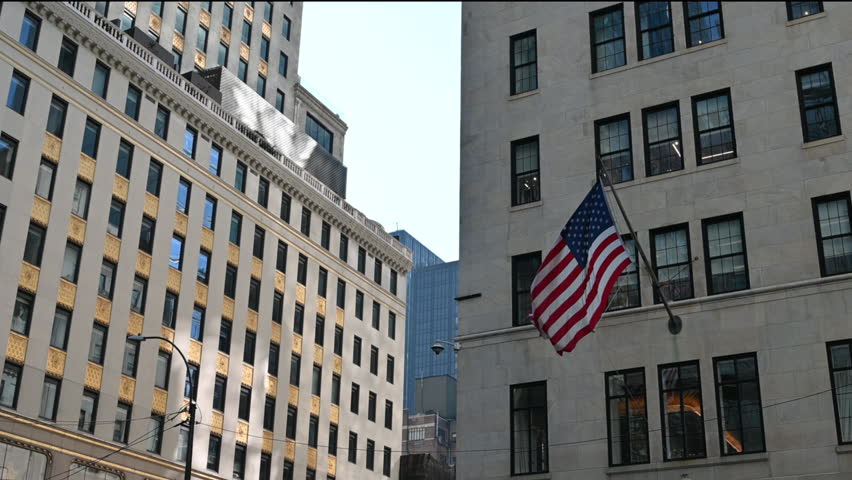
[128,335,196,480]
[430,339,460,356]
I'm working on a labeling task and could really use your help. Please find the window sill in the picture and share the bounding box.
[507,89,540,102]
[509,200,542,212]
[802,135,845,149]
[836,444,852,454]
[510,473,550,480]
[606,452,768,475]
[786,11,826,27]
[611,157,738,190]
[590,39,726,80]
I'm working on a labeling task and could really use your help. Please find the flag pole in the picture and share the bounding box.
[597,165,682,335]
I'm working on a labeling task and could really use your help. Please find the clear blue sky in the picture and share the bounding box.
[299,2,461,262]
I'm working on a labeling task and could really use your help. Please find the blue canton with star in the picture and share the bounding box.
[559,183,616,268]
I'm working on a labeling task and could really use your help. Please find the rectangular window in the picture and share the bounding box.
[242,20,252,44]
[11,291,34,337]
[113,402,131,443]
[162,292,178,328]
[238,386,251,420]
[223,3,233,28]
[120,8,135,30]
[279,52,288,77]
[636,2,674,60]
[273,291,284,325]
[249,278,261,311]
[366,439,375,470]
[34,159,55,201]
[796,64,842,143]
[321,221,331,250]
[386,355,394,384]
[787,1,823,20]
[39,377,61,421]
[264,395,276,430]
[170,235,185,270]
[213,375,227,411]
[318,268,328,298]
[72,180,91,219]
[197,25,208,52]
[813,193,852,276]
[219,319,232,354]
[191,306,204,341]
[511,136,540,206]
[203,196,217,230]
[206,435,220,471]
[643,102,683,176]
[131,276,147,314]
[368,392,377,422]
[355,291,364,319]
[176,426,189,461]
[197,250,211,284]
[147,415,164,453]
[99,260,116,299]
[145,159,163,197]
[590,5,626,73]
[390,270,398,295]
[50,308,71,350]
[183,127,197,159]
[238,59,248,82]
[125,85,142,120]
[315,316,325,346]
[306,114,334,153]
[155,106,170,140]
[348,432,358,463]
[595,114,633,184]
[282,15,291,40]
[20,11,41,51]
[230,211,242,245]
[244,331,256,365]
[218,41,228,67]
[233,445,246,480]
[370,346,379,375]
[358,247,367,273]
[260,36,270,62]
[388,313,397,340]
[608,235,640,310]
[512,252,541,326]
[92,61,110,99]
[263,1,273,22]
[275,90,285,113]
[88,324,108,365]
[256,74,267,97]
[374,259,383,285]
[122,339,139,377]
[209,144,222,176]
[283,462,293,480]
[279,193,292,223]
[235,161,247,192]
[659,361,705,460]
[47,95,68,138]
[0,134,17,180]
[337,280,346,309]
[311,365,322,396]
[78,390,98,432]
[6,70,30,115]
[651,224,693,302]
[294,304,304,335]
[385,400,393,429]
[331,374,341,405]
[510,30,537,95]
[828,340,852,443]
[175,6,187,35]
[286,406,297,439]
[714,353,765,454]
[107,199,125,237]
[703,214,749,294]
[328,424,338,456]
[685,2,724,47]
[372,302,380,329]
[116,139,133,178]
[383,446,392,476]
[300,207,312,236]
[201,1,211,12]
[258,177,269,207]
[24,223,46,267]
[224,265,238,299]
[259,454,271,480]
[353,337,362,366]
[297,254,308,284]
[269,342,280,376]
[155,351,170,388]
[276,241,288,273]
[253,226,265,258]
[351,383,360,414]
[510,381,549,474]
[605,369,649,466]
[58,37,78,77]
[692,89,736,164]
[290,353,301,386]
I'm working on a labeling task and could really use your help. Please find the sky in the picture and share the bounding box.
[299,2,461,262]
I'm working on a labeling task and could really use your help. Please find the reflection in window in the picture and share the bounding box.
[659,361,705,460]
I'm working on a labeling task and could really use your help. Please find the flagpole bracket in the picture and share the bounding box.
[668,315,682,335]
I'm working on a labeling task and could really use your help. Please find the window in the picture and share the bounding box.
[796,64,841,142]
[155,106,170,140]
[290,353,301,386]
[685,2,724,47]
[223,3,233,28]
[78,390,98,432]
[256,75,266,97]
[258,177,270,207]
[331,374,341,405]
[47,96,68,138]
[209,144,222,176]
[297,254,308,284]
[230,212,242,245]
[358,247,367,273]
[390,270,398,295]
[351,383,360,413]
[113,402,131,443]
[203,196,217,229]
[510,381,549,474]
[125,85,142,120]
[308,415,319,447]
[175,6,187,35]
[318,268,328,297]
[294,304,304,334]
[511,136,540,206]
[34,159,55,201]
[813,193,852,276]
[355,291,364,319]
[259,454,271,480]
[244,331,256,365]
[217,41,229,67]
[238,59,248,82]
[107,199,125,237]
[286,406,297,439]
[282,15,291,40]
[233,445,246,480]
[339,235,349,261]
[383,399,394,430]
[163,292,178,328]
[269,342,280,376]
[197,25,208,52]
[40,377,61,420]
[275,90,285,113]
[155,351,170,388]
[120,8,135,30]
[386,355,394,384]
[7,71,30,115]
[370,346,379,375]
[273,291,284,325]
[279,52,288,77]
[366,439,375,470]
[88,324,108,365]
[0,134,18,180]
[372,302,380,330]
[72,180,91,219]
[147,159,163,196]
[383,446,392,476]
[713,353,765,454]
[263,395,276,430]
[92,62,110,99]
[131,276,147,314]
[235,161,247,192]
[242,19,252,44]
[20,11,41,51]
[692,89,736,164]
[176,426,189,461]
[605,369,649,466]
[219,319,232,354]
[224,265,238,298]
[590,5,626,73]
[253,226,265,258]
[23,223,46,267]
[280,193,291,222]
[170,235,185,270]
[512,252,541,326]
[636,2,674,60]
[828,340,852,443]
[249,278,261,311]
[321,221,331,250]
[183,127,197,159]
[58,37,78,76]
[348,432,358,463]
[276,241,288,273]
[787,1,823,20]
[122,339,139,377]
[116,140,133,178]
[329,424,338,456]
[306,114,333,153]
[595,114,633,184]
[50,308,71,350]
[315,315,325,346]
[197,250,211,284]
[608,235,640,310]
[201,1,211,11]
[702,214,749,294]
[191,306,204,341]
[206,435,221,471]
[643,103,683,176]
[282,462,293,480]
[12,291,33,336]
[353,337,362,366]
[301,207,312,236]
[510,30,537,95]
[260,36,270,62]
[336,280,346,309]
[238,385,251,420]
[374,259,383,285]
[388,312,398,340]
[99,260,116,299]
[263,1,273,22]
[147,415,164,453]
[651,224,693,302]
[659,361,705,460]
[213,375,226,411]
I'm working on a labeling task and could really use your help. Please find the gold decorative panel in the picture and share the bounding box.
[285,440,295,461]
[124,1,137,15]
[333,355,342,376]
[113,174,129,201]
[307,448,317,470]
[313,345,323,366]
[275,271,286,292]
[222,297,235,320]
[316,297,326,317]
[42,133,61,163]
[152,388,168,414]
[271,323,281,344]
[241,364,253,386]
[199,9,211,28]
[172,32,184,53]
[262,430,273,452]
[189,340,202,364]
[6,333,27,364]
[167,267,181,293]
[68,215,86,244]
[128,312,143,335]
[195,282,208,307]
[328,456,336,477]
[240,43,250,61]
[57,279,76,309]
[258,60,268,77]
[292,334,302,355]
[261,21,271,38]
[194,50,206,69]
[178,1,189,9]
[31,196,51,227]
[243,4,253,22]
[136,251,152,278]
[335,307,344,327]
[78,154,96,182]
[144,192,159,218]
[149,13,161,35]
[288,386,299,406]
[95,297,112,325]
[246,309,258,333]
[18,263,39,293]
[160,326,175,352]
[201,227,214,251]
[119,376,136,403]
[266,375,278,397]
[251,257,263,279]
[103,234,121,262]
[236,421,249,445]
[220,26,231,45]
[330,405,339,425]
[211,411,224,435]
[228,243,240,265]
[85,362,103,391]
[296,284,306,304]
[46,348,66,377]
[310,395,320,416]
[174,212,188,236]
[217,352,229,375]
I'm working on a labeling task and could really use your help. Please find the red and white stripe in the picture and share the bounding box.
[530,225,631,354]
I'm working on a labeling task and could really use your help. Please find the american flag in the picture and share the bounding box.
[530,182,632,354]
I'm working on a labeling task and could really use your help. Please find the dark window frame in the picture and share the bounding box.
[795,63,842,143]
[512,251,542,326]
[712,352,766,455]
[590,4,627,74]
[811,192,852,277]
[635,1,675,61]
[691,88,737,165]
[594,112,634,184]
[509,29,538,95]
[683,1,725,48]
[786,1,824,21]
[642,101,683,177]
[604,368,649,466]
[658,360,706,461]
[509,380,549,475]
[510,136,541,207]
[650,223,694,303]
[828,339,852,444]
[701,212,750,295]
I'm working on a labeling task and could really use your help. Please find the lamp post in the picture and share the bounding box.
[128,335,195,480]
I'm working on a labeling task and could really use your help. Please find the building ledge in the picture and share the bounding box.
[786,11,826,27]
[590,39,726,80]
[507,89,540,102]
[606,452,767,476]
[509,200,542,212]
[836,444,852,454]
[802,135,845,149]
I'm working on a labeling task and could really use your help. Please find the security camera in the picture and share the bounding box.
[431,343,445,355]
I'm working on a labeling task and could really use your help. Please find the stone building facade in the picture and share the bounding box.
[458,2,852,479]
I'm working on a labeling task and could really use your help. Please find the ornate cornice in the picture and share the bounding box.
[294,83,349,133]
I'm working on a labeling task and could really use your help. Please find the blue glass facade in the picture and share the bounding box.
[391,231,458,414]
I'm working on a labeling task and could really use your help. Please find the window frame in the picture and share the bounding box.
[642,101,683,177]
[511,251,542,326]
[691,88,737,165]
[683,1,725,48]
[510,136,541,207]
[811,192,852,277]
[701,212,750,295]
[509,380,549,475]
[786,1,824,21]
[712,352,766,455]
[594,112,634,184]
[58,37,78,77]
[635,1,675,61]
[828,339,852,444]
[650,223,694,303]
[20,11,41,51]
[509,29,538,95]
[589,4,627,74]
[657,360,706,461]
[7,70,31,116]
[92,61,110,99]
[604,368,649,466]
[795,63,842,143]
